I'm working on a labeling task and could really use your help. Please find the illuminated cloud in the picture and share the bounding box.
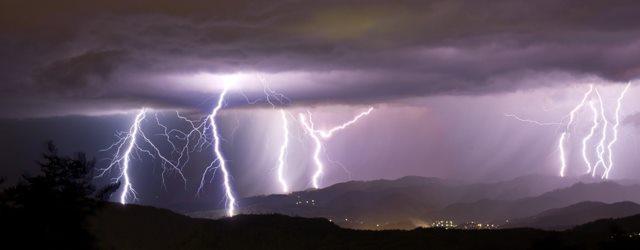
[1,0,640,117]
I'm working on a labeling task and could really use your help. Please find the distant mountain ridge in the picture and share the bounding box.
[433,181,640,224]
[190,174,581,229]
[188,175,640,230]
[504,201,640,230]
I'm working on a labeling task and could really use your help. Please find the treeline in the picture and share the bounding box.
[0,142,118,249]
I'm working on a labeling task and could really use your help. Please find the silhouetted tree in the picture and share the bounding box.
[0,142,105,248]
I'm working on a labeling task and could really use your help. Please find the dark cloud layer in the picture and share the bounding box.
[2,0,640,117]
[35,50,127,95]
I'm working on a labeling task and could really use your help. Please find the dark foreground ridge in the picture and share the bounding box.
[89,203,640,250]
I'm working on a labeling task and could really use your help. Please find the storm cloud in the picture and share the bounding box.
[2,0,640,117]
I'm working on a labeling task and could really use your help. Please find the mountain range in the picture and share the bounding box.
[189,175,640,229]
[504,201,640,230]
[434,181,640,224]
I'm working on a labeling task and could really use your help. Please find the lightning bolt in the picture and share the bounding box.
[299,112,325,189]
[317,107,375,138]
[559,84,594,177]
[197,84,237,217]
[277,109,290,193]
[602,83,631,179]
[581,100,599,174]
[237,74,296,193]
[98,108,187,204]
[504,114,562,126]
[300,108,374,189]
[592,89,610,178]
[558,132,568,178]
[118,109,146,204]
[553,83,633,179]
[257,75,293,194]
[168,74,290,214]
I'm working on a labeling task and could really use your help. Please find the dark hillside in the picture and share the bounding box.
[88,203,640,250]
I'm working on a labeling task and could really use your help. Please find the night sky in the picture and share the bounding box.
[2,0,640,208]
